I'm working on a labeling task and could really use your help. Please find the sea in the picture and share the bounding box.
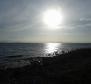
[0,43,91,68]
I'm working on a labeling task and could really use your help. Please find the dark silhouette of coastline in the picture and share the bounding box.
[0,48,91,84]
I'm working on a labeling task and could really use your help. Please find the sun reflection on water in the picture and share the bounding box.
[45,43,61,54]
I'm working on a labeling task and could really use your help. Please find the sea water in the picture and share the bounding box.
[0,43,91,68]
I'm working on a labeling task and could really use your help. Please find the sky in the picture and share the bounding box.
[0,0,91,43]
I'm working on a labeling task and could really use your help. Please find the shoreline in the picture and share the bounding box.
[0,48,91,84]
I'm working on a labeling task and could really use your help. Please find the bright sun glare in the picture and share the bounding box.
[43,9,63,29]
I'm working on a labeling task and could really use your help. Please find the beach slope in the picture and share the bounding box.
[0,48,91,84]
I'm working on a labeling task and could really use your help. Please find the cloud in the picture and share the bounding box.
[0,0,91,42]
[0,0,41,31]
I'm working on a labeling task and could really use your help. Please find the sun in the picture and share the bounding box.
[43,9,63,28]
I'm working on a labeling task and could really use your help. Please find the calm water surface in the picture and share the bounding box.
[0,43,91,57]
[0,43,91,66]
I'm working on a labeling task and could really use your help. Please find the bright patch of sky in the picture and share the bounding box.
[0,0,91,43]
